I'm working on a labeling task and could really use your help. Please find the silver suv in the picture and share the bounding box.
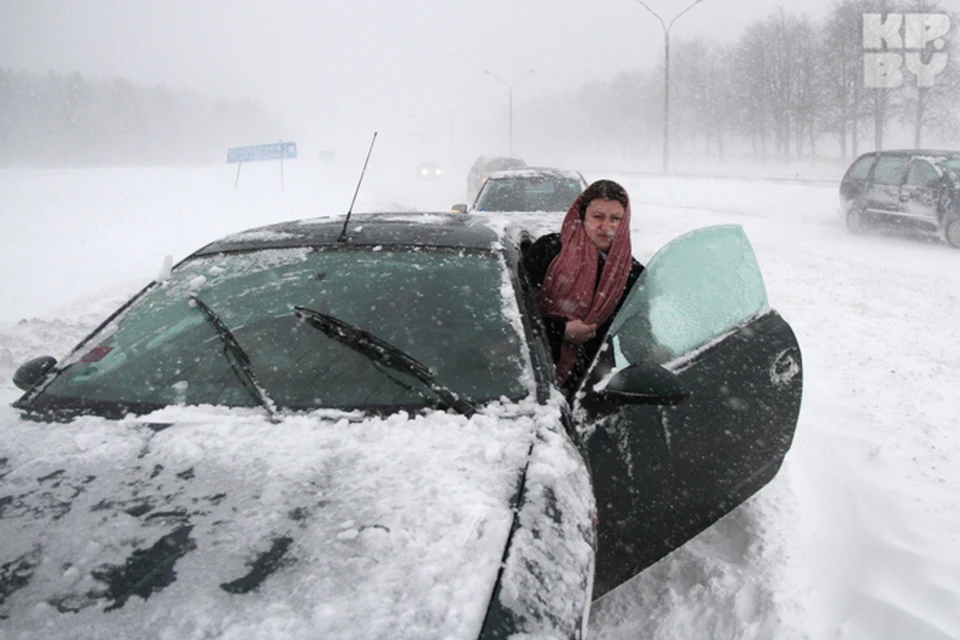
[839,149,960,248]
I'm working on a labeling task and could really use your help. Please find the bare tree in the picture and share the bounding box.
[819,0,870,161]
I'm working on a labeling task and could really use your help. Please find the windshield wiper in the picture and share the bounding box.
[190,294,279,421]
[294,306,477,417]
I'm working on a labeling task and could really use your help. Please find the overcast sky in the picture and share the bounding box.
[0,0,836,158]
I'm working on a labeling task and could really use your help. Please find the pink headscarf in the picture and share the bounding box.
[537,189,633,386]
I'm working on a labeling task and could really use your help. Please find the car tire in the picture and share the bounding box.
[942,216,960,249]
[846,205,867,234]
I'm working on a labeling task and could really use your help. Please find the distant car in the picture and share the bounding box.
[3,213,802,637]
[839,149,960,248]
[466,155,527,202]
[453,167,588,214]
[417,161,444,180]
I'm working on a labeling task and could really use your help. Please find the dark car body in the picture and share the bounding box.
[2,213,802,638]
[839,149,960,248]
[453,167,588,214]
[466,155,527,202]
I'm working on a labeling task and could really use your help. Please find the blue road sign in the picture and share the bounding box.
[227,142,297,163]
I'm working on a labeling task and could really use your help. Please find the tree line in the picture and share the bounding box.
[0,68,275,167]
[523,0,960,164]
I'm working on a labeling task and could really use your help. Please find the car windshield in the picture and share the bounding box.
[27,247,528,417]
[476,176,584,212]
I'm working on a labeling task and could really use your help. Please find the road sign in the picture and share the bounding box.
[227,142,297,163]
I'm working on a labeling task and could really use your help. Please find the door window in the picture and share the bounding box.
[607,225,768,367]
[871,155,910,186]
[905,160,940,188]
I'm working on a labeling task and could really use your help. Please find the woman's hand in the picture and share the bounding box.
[564,319,598,345]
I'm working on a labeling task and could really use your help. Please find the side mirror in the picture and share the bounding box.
[451,203,468,214]
[594,362,690,406]
[13,355,57,391]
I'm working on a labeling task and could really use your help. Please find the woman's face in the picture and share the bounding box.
[582,197,625,252]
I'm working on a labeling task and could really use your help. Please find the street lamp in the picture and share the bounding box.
[484,68,535,156]
[634,0,707,172]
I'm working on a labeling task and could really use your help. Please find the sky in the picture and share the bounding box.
[1,160,958,638]
[0,0,837,156]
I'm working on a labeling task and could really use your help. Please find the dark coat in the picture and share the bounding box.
[523,233,644,391]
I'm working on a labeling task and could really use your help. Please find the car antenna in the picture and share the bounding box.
[338,131,378,243]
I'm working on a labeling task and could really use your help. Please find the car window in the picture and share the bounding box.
[845,154,876,180]
[905,160,940,187]
[476,178,583,212]
[32,248,528,414]
[871,155,910,186]
[607,225,768,366]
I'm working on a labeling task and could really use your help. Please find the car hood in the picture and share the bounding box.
[0,402,541,639]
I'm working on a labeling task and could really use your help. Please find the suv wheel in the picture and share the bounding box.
[846,206,867,234]
[943,216,960,249]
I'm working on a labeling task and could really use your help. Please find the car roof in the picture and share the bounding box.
[485,167,584,182]
[475,155,526,168]
[860,149,960,158]
[192,212,509,256]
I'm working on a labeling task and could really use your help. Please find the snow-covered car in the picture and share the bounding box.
[465,155,527,202]
[2,213,803,638]
[839,149,960,248]
[452,167,588,215]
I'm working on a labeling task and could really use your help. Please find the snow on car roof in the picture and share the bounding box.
[485,167,584,182]
[193,213,509,255]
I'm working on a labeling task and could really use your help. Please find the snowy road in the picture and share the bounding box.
[1,163,958,639]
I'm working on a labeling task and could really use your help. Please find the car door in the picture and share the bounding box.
[573,225,803,599]
[900,158,944,225]
[864,154,910,220]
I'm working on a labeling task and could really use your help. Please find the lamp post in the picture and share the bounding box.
[634,0,706,172]
[484,68,535,156]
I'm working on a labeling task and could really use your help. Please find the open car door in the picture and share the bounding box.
[574,225,803,599]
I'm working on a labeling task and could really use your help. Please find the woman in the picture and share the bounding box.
[523,179,644,392]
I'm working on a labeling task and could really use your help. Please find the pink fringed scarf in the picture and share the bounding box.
[537,192,633,386]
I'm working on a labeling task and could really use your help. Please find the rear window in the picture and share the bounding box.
[476,177,584,212]
[845,154,876,180]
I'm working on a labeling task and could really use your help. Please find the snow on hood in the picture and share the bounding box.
[0,400,553,639]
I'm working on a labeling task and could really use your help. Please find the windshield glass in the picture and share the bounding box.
[29,247,528,416]
[476,177,584,212]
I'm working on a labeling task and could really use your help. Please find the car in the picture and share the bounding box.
[2,212,802,638]
[452,167,588,214]
[417,161,444,180]
[466,155,527,202]
[839,149,960,248]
